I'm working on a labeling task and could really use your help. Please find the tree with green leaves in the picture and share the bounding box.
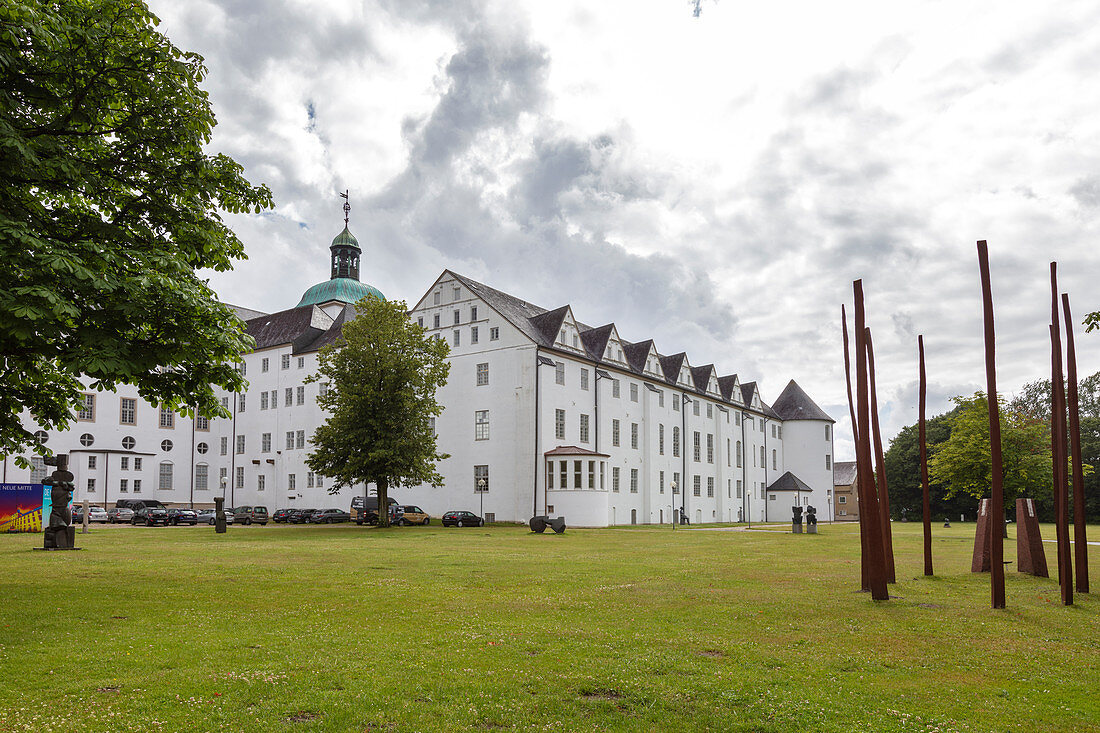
[306,296,450,527]
[883,405,975,521]
[929,393,1053,515]
[0,0,272,462]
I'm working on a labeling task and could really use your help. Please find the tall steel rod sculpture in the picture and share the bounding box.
[1062,293,1090,593]
[865,327,897,583]
[842,305,870,590]
[976,241,1006,609]
[919,335,933,576]
[1050,263,1073,605]
[853,280,889,600]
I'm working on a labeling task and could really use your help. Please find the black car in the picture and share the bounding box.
[441,511,484,527]
[130,500,169,526]
[310,508,350,524]
[167,508,198,526]
[287,508,316,524]
[272,508,293,523]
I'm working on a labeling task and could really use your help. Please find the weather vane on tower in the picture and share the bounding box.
[340,189,350,226]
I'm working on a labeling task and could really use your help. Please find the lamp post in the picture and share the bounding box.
[669,485,677,529]
[477,477,486,519]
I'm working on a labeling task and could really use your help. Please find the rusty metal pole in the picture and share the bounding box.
[842,305,870,590]
[1062,293,1090,593]
[854,280,889,600]
[976,241,1005,609]
[919,335,933,576]
[1050,263,1073,605]
[865,327,896,583]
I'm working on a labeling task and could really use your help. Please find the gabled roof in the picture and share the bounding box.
[659,353,687,383]
[691,364,717,393]
[579,323,615,361]
[771,380,834,423]
[528,305,571,346]
[833,461,858,487]
[767,471,814,492]
[622,340,653,374]
[299,303,358,353]
[717,375,741,402]
[544,445,610,457]
[740,381,758,406]
[247,305,332,351]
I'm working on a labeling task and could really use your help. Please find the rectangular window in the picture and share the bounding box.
[288,473,296,490]
[658,391,664,408]
[159,462,173,490]
[220,437,228,456]
[453,286,461,301]
[547,461,555,489]
[195,464,208,491]
[490,327,499,340]
[612,467,620,493]
[306,472,315,488]
[707,477,715,498]
[574,460,582,489]
[257,475,265,491]
[611,419,620,447]
[88,455,96,469]
[282,354,290,369]
[119,478,128,492]
[159,405,174,428]
[580,369,589,390]
[297,357,305,369]
[476,362,489,386]
[78,393,95,421]
[132,479,141,492]
[296,430,305,449]
[555,362,565,385]
[693,401,700,417]
[471,305,478,321]
[221,396,229,409]
[475,465,489,493]
[673,426,680,457]
[612,380,620,398]
[433,313,440,328]
[270,390,277,408]
[839,495,847,504]
[707,434,714,464]
[195,416,209,431]
[580,414,590,443]
[659,470,665,494]
[737,479,743,498]
[134,458,142,471]
[673,396,680,412]
[454,310,461,325]
[707,403,713,419]
[761,446,765,466]
[631,423,638,449]
[87,478,96,493]
[630,468,638,493]
[297,386,305,405]
[475,410,490,440]
[239,361,246,377]
[236,435,245,454]
[560,460,567,490]
[826,454,832,470]
[286,431,294,450]
[471,326,479,344]
[588,460,595,489]
[673,472,680,494]
[286,387,293,406]
[120,397,136,425]
[120,457,129,470]
[825,425,831,441]
[659,424,665,455]
[630,383,638,402]
[778,426,783,440]
[693,432,701,462]
[453,330,460,347]
[238,394,245,412]
[772,449,777,471]
[736,441,742,468]
[261,392,269,410]
[261,357,269,373]
[735,412,741,426]
[555,409,566,440]
[693,475,701,497]
[236,466,244,489]
[261,433,271,452]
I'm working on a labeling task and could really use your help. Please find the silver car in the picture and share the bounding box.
[88,506,109,523]
[107,507,133,523]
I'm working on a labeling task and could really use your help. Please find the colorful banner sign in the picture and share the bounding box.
[0,483,45,533]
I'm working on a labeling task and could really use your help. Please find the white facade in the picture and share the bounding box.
[7,264,835,526]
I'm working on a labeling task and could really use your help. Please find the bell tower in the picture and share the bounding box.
[330,190,361,281]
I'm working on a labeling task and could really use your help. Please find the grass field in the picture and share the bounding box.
[0,520,1097,732]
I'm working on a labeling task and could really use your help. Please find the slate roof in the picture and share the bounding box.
[622,339,654,373]
[244,303,352,355]
[767,471,814,493]
[717,375,741,403]
[544,445,611,457]
[448,272,550,344]
[833,461,858,487]
[691,364,716,392]
[770,380,834,422]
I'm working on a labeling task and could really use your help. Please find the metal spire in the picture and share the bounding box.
[340,189,350,226]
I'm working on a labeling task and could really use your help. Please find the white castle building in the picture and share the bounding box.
[4,224,836,526]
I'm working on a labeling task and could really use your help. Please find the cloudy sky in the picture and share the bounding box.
[149,0,1100,460]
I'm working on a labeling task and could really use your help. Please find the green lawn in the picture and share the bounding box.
[0,520,1097,732]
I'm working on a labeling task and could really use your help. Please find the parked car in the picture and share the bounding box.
[310,508,350,524]
[197,509,233,525]
[167,508,198,526]
[71,505,85,524]
[107,507,133,523]
[441,510,484,527]
[350,495,398,525]
[272,508,293,523]
[391,505,430,526]
[232,506,269,525]
[131,500,169,526]
[87,506,109,523]
[287,508,316,524]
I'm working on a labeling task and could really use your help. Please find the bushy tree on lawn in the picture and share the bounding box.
[0,0,272,461]
[306,296,450,527]
[883,406,976,521]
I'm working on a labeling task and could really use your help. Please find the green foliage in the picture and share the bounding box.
[1008,371,1100,421]
[306,296,450,526]
[883,405,977,521]
[0,0,272,461]
[928,393,1052,511]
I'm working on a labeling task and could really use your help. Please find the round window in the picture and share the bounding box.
[79,433,95,447]
[161,439,173,452]
[34,430,48,445]
[121,436,135,450]
[196,442,209,454]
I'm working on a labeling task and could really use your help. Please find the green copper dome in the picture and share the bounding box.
[296,278,384,307]
[331,226,361,251]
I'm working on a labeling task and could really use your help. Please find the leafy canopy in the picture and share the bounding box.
[306,296,450,526]
[0,0,272,460]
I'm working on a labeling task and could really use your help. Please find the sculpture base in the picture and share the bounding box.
[807,524,818,534]
[792,522,803,534]
[33,547,82,551]
[43,525,76,550]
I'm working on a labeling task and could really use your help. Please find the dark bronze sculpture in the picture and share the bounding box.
[1061,294,1089,593]
[1049,264,1073,605]
[919,335,933,576]
[42,454,76,550]
[977,241,1006,608]
[214,496,227,534]
[805,505,817,534]
[529,516,566,534]
[865,328,896,583]
[792,505,803,534]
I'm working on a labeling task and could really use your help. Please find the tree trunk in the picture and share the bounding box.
[377,476,390,527]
